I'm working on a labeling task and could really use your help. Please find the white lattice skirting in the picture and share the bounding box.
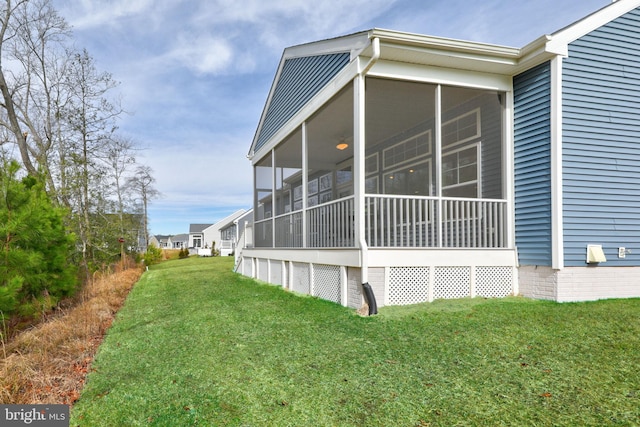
[239,257,514,308]
[387,265,514,305]
[313,264,341,304]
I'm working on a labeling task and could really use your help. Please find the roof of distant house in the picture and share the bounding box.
[189,224,212,233]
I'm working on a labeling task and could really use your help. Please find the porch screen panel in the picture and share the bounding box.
[274,128,303,247]
[364,78,436,247]
[305,85,355,247]
[440,86,504,200]
[254,153,273,247]
[365,78,437,197]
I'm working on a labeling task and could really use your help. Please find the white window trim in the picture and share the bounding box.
[382,159,432,195]
[442,141,481,198]
[365,152,379,175]
[442,108,481,149]
[382,129,432,170]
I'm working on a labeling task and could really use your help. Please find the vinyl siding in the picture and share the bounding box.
[255,53,351,152]
[513,62,552,266]
[562,8,640,267]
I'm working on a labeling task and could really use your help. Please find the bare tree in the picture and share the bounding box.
[127,165,160,251]
[103,135,137,235]
[0,0,71,181]
[0,0,149,277]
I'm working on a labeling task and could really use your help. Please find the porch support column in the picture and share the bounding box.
[354,73,367,282]
[302,121,308,248]
[271,148,276,248]
[435,85,443,247]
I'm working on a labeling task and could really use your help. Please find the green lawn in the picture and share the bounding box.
[71,257,640,426]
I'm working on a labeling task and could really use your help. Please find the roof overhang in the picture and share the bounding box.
[249,0,640,161]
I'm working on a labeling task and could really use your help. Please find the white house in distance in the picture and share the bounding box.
[169,234,189,249]
[189,209,248,252]
[218,209,253,257]
[239,0,640,309]
[188,224,211,249]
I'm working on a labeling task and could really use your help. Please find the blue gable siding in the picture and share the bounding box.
[562,8,640,267]
[255,52,351,152]
[514,62,553,266]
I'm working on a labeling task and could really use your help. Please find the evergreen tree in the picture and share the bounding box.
[0,161,78,315]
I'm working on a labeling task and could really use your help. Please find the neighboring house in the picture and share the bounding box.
[241,1,640,308]
[189,224,212,248]
[169,233,189,249]
[148,235,160,248]
[149,235,170,248]
[218,209,254,257]
[189,210,247,252]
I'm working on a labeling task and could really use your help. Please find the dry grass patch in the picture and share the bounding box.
[0,266,143,405]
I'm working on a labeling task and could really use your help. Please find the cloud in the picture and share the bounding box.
[58,0,159,30]
[160,34,234,75]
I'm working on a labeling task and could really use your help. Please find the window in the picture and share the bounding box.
[442,109,480,148]
[384,160,432,196]
[193,236,202,248]
[442,143,480,198]
[383,130,431,169]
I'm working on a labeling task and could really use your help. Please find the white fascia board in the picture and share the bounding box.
[242,248,362,266]
[546,0,640,56]
[368,60,512,91]
[367,248,518,268]
[282,31,370,60]
[248,52,287,159]
[370,28,520,57]
[250,59,360,164]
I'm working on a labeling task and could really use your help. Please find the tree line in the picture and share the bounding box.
[0,0,157,317]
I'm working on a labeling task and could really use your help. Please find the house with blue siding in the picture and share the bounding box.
[240,0,640,309]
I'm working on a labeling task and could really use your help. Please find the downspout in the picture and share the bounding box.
[357,37,380,315]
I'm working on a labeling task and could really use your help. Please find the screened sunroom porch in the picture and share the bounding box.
[253,77,510,251]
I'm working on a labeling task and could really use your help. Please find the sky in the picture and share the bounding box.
[50,0,610,235]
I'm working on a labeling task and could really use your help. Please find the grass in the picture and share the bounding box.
[71,257,640,426]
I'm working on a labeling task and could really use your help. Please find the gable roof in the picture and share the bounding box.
[206,209,248,232]
[516,0,640,66]
[189,224,212,233]
[546,0,640,54]
[249,32,370,156]
[217,209,253,231]
[249,1,640,161]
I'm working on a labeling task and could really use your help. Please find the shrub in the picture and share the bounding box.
[143,245,163,266]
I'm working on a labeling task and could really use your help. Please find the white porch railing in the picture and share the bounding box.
[253,195,507,249]
[275,210,304,247]
[365,195,508,248]
[307,197,355,248]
